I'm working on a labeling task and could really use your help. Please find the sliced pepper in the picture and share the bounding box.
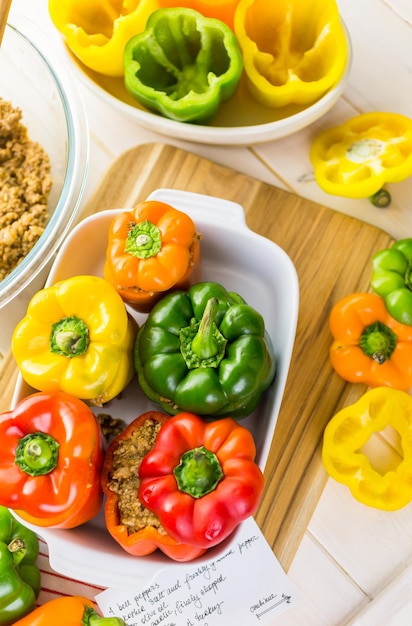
[322,387,412,511]
[234,0,348,108]
[158,0,241,29]
[101,410,206,561]
[0,391,104,529]
[310,112,412,199]
[123,7,244,123]
[48,0,159,76]
[139,411,264,548]
[11,275,137,406]
[329,292,412,391]
[0,506,40,626]
[14,595,126,625]
[134,281,276,418]
[103,200,202,312]
[371,238,412,326]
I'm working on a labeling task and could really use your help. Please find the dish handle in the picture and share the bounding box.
[146,188,248,230]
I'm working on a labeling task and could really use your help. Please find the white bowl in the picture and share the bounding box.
[0,15,89,314]
[12,188,299,588]
[59,23,352,145]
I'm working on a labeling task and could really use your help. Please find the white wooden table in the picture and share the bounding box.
[6,1,412,624]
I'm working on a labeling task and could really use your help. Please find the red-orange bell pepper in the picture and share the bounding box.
[139,411,264,549]
[14,595,126,625]
[101,411,206,562]
[0,391,104,529]
[103,201,202,313]
[329,292,412,390]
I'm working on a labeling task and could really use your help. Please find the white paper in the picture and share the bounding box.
[96,517,299,626]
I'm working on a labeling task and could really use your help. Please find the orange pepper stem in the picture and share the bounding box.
[50,315,89,358]
[125,219,162,259]
[173,445,224,498]
[359,321,397,364]
[15,432,60,476]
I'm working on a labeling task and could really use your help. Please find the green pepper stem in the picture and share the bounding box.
[124,219,162,259]
[83,606,127,626]
[370,188,392,208]
[15,432,60,476]
[50,315,89,358]
[179,297,227,369]
[359,321,397,363]
[174,446,224,498]
[8,538,27,566]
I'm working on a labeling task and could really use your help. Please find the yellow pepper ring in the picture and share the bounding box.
[322,387,412,511]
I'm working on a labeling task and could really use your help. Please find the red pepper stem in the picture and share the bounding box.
[174,445,224,498]
[15,432,60,476]
[359,321,397,364]
[83,606,127,626]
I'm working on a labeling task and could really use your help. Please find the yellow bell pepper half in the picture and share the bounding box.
[11,275,137,406]
[48,0,159,76]
[322,387,412,511]
[233,0,348,108]
[310,112,412,199]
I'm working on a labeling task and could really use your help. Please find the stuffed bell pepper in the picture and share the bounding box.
[12,275,137,406]
[134,281,276,418]
[0,391,104,529]
[123,8,244,123]
[104,200,202,312]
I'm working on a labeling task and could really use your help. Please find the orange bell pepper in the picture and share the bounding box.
[329,292,412,390]
[158,0,241,28]
[103,200,201,313]
[14,595,126,625]
[101,410,206,562]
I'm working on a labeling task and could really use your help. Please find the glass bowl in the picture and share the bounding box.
[0,15,88,345]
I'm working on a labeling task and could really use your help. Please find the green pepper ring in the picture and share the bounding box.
[322,387,412,511]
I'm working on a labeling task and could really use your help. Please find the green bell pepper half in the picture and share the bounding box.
[123,7,244,123]
[0,506,40,625]
[371,238,412,326]
[134,281,276,418]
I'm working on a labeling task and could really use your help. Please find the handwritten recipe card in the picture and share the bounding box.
[96,518,299,626]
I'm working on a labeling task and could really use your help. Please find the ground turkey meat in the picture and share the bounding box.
[108,418,167,535]
[0,97,52,280]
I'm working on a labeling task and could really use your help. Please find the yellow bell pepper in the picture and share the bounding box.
[322,387,412,511]
[11,275,137,406]
[48,0,159,76]
[310,112,412,199]
[233,0,348,108]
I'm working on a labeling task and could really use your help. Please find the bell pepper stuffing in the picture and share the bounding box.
[310,112,412,202]
[0,506,40,625]
[0,391,104,529]
[123,7,244,123]
[13,595,127,625]
[48,0,159,76]
[11,275,137,406]
[322,387,412,511]
[234,0,348,108]
[138,411,264,548]
[103,200,202,312]
[101,410,207,561]
[134,280,276,418]
[371,238,412,326]
[329,292,412,391]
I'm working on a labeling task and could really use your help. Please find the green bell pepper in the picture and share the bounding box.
[371,238,412,326]
[123,7,244,123]
[134,281,276,418]
[0,506,40,625]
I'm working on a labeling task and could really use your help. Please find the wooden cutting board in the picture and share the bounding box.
[0,143,394,571]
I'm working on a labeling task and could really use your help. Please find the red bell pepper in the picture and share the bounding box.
[139,412,264,549]
[0,391,104,529]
